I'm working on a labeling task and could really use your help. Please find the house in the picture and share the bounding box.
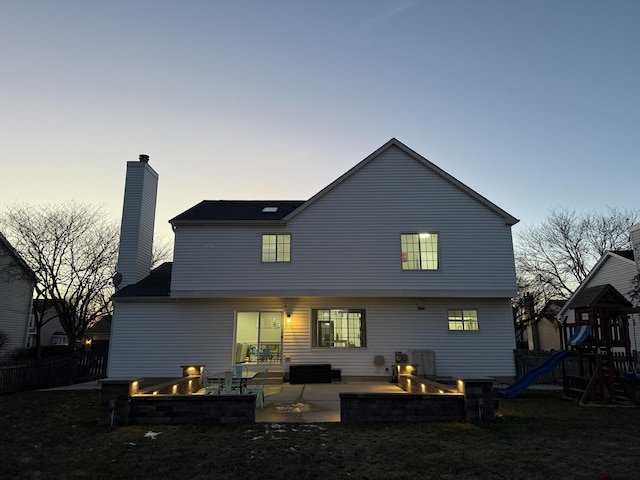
[0,232,35,359]
[25,299,68,348]
[526,299,565,352]
[558,225,640,354]
[83,315,112,353]
[107,139,520,381]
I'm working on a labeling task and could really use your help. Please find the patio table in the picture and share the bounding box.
[208,370,258,394]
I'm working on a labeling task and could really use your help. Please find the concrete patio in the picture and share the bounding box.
[255,382,405,423]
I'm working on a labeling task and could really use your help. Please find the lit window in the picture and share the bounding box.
[262,234,291,262]
[401,233,438,270]
[448,309,479,331]
[312,309,366,348]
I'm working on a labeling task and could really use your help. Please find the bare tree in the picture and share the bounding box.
[515,207,640,308]
[1,203,120,348]
[151,234,173,268]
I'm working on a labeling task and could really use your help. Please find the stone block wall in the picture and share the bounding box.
[340,375,496,423]
[340,393,466,423]
[455,376,496,421]
[99,379,138,426]
[128,394,256,425]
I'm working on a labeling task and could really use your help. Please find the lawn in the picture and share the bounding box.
[1,389,638,480]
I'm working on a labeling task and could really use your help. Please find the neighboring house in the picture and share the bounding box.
[0,232,35,358]
[108,139,520,381]
[26,299,68,348]
[83,315,112,353]
[558,224,640,353]
[526,299,565,352]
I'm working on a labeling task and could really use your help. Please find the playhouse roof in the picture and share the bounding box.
[564,284,632,311]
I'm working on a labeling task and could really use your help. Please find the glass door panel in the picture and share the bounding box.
[257,311,282,364]
[235,311,282,365]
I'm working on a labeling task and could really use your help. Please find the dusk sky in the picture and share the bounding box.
[1,1,638,247]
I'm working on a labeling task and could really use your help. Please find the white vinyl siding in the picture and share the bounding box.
[170,146,517,298]
[116,161,158,288]
[0,244,33,357]
[108,297,516,379]
[564,254,640,349]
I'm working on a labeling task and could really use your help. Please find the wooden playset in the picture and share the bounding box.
[561,284,639,405]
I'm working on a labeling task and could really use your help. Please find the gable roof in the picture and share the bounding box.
[558,250,638,318]
[611,249,635,261]
[538,299,567,323]
[0,231,35,281]
[112,262,173,298]
[284,138,519,225]
[33,298,67,313]
[85,316,112,335]
[168,139,518,227]
[170,200,304,225]
[563,284,632,311]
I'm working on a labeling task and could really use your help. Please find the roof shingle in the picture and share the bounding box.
[169,200,304,224]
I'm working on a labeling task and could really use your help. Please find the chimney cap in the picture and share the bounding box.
[139,154,150,163]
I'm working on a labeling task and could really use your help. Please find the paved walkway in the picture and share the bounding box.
[255,382,404,423]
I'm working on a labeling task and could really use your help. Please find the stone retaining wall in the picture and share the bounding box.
[340,392,465,422]
[99,379,256,426]
[128,394,255,425]
[340,375,496,423]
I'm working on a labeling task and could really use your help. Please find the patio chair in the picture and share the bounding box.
[202,370,223,395]
[260,348,271,362]
[234,365,249,392]
[246,369,269,409]
[221,370,236,394]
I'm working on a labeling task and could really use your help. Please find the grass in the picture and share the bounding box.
[1,389,639,480]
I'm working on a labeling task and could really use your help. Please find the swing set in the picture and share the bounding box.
[561,284,640,404]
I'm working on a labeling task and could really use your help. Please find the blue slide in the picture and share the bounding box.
[499,350,574,399]
[499,325,590,399]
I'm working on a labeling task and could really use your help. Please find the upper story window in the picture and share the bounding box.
[448,309,479,331]
[262,234,291,262]
[401,233,438,270]
[312,308,366,348]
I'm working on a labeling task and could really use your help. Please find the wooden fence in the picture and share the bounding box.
[514,349,640,385]
[0,352,107,394]
[514,350,561,384]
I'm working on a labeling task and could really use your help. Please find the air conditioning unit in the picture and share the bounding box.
[407,349,436,377]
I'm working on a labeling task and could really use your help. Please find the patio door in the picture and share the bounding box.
[235,311,282,365]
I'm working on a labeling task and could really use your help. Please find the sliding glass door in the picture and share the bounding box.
[235,311,282,365]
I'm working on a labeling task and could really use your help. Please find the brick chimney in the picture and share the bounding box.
[114,154,159,289]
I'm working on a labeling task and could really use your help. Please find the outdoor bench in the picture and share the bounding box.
[289,363,332,384]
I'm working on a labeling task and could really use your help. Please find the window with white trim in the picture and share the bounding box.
[312,309,366,348]
[262,234,291,262]
[401,233,438,270]
[448,309,479,331]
